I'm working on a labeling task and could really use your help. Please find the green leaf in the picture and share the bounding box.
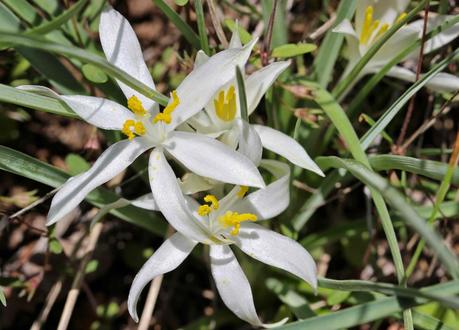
[175,0,189,5]
[316,156,459,279]
[49,238,63,254]
[0,146,166,235]
[276,280,459,330]
[194,0,210,55]
[224,19,252,45]
[153,0,200,50]
[82,63,108,84]
[271,43,316,58]
[311,0,356,86]
[85,260,99,274]
[0,31,169,106]
[0,286,6,307]
[65,153,90,176]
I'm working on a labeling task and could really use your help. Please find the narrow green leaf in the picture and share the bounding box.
[0,146,166,235]
[0,84,76,117]
[65,153,90,176]
[311,0,356,87]
[235,66,248,122]
[152,0,201,49]
[316,156,459,278]
[0,287,6,307]
[0,31,169,106]
[194,0,210,55]
[271,43,317,58]
[276,280,459,330]
[82,63,108,84]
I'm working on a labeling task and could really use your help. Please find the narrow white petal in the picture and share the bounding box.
[235,223,317,290]
[17,85,135,130]
[229,24,242,48]
[99,8,158,113]
[371,26,418,67]
[165,131,265,188]
[194,50,209,68]
[179,173,216,194]
[408,16,459,56]
[253,124,324,176]
[128,232,196,322]
[332,19,358,38]
[386,66,459,93]
[232,160,290,220]
[246,61,290,115]
[209,245,263,326]
[129,193,158,211]
[236,119,262,165]
[168,39,258,130]
[47,138,152,225]
[148,149,211,242]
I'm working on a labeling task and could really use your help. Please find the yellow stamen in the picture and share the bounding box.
[204,194,219,210]
[153,90,180,124]
[128,95,147,116]
[122,119,145,140]
[198,194,219,216]
[375,23,389,39]
[360,6,374,45]
[218,211,257,236]
[198,204,212,216]
[237,186,248,198]
[396,12,407,24]
[214,85,237,122]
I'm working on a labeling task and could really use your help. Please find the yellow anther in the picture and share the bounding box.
[237,186,248,198]
[128,95,147,116]
[375,23,389,38]
[396,12,407,23]
[153,90,180,124]
[122,119,145,140]
[198,204,212,216]
[214,85,237,122]
[218,211,257,236]
[360,6,374,45]
[204,194,219,210]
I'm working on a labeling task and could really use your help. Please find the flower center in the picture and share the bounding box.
[359,6,407,46]
[214,85,237,122]
[218,211,257,236]
[153,90,180,124]
[121,91,179,140]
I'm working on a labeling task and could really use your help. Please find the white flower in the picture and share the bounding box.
[128,154,317,327]
[334,0,459,92]
[183,31,324,177]
[19,8,266,225]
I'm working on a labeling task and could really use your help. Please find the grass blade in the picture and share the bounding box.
[194,0,210,54]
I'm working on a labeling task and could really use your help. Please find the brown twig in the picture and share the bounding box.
[57,222,103,330]
[401,90,459,151]
[138,276,164,330]
[207,0,228,47]
[30,280,63,330]
[261,0,279,66]
[394,0,430,154]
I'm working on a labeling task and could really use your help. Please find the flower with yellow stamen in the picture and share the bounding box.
[198,194,219,216]
[218,211,257,235]
[214,85,237,121]
[237,186,248,198]
[128,95,147,116]
[153,90,180,124]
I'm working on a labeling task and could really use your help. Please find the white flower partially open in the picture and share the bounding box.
[334,0,459,92]
[128,155,317,327]
[19,8,266,225]
[182,31,323,181]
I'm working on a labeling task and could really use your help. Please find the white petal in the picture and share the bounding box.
[129,193,158,211]
[128,232,196,322]
[236,119,262,165]
[179,173,216,194]
[17,85,135,130]
[209,245,263,326]
[332,19,362,61]
[168,39,257,130]
[386,66,459,93]
[408,15,459,56]
[165,131,265,188]
[99,8,158,113]
[253,124,324,176]
[235,223,317,290]
[332,19,358,38]
[229,23,243,48]
[246,61,290,115]
[194,50,209,68]
[232,160,290,220]
[148,149,211,242]
[47,138,152,225]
